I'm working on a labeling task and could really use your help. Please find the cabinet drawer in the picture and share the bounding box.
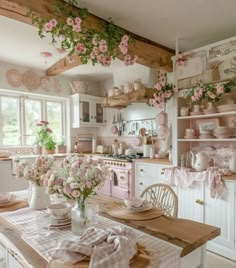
[135,164,158,178]
[135,163,166,180]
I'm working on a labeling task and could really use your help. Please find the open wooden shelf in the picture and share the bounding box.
[103,88,156,108]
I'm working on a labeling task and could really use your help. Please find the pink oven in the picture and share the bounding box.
[98,158,135,200]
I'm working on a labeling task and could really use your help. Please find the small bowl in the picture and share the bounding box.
[124,197,144,209]
[47,203,71,219]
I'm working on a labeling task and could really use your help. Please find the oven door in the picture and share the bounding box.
[111,168,130,199]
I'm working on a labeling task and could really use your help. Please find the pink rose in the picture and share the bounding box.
[86,181,92,188]
[154,83,162,91]
[63,186,72,195]
[40,120,49,125]
[43,22,52,32]
[50,19,58,27]
[45,128,52,133]
[122,35,129,42]
[216,85,224,94]
[66,17,74,26]
[54,178,63,186]
[74,17,81,25]
[71,190,80,198]
[99,39,107,46]
[73,25,81,32]
[99,44,108,53]
[36,122,43,126]
[92,37,98,46]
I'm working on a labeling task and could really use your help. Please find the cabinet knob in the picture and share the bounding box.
[94,116,97,119]
[139,182,143,185]
[140,169,144,172]
[196,199,204,205]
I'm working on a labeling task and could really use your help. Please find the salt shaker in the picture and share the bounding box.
[149,146,155,159]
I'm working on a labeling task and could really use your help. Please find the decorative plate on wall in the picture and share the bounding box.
[22,70,40,91]
[6,69,22,87]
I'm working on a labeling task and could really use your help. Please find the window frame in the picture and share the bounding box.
[0,89,67,147]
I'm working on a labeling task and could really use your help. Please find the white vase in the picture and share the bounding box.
[28,182,50,210]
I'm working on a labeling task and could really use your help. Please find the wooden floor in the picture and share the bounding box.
[207,252,236,268]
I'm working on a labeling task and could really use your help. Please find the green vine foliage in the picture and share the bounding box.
[30,0,137,66]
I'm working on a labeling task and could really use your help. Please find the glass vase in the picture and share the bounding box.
[71,200,90,235]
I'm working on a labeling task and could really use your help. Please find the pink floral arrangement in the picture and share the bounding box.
[189,83,204,105]
[43,156,110,204]
[149,82,178,109]
[15,156,54,186]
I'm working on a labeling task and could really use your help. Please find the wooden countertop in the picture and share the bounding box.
[133,158,172,165]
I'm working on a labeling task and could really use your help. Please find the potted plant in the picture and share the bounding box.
[56,136,67,154]
[43,135,56,154]
[34,120,56,154]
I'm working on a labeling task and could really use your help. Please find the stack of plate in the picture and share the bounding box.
[199,129,214,139]
[49,214,71,229]
[217,104,236,113]
[213,126,233,139]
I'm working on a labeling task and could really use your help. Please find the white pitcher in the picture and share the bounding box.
[28,182,50,210]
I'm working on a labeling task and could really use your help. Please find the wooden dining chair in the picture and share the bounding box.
[140,183,178,217]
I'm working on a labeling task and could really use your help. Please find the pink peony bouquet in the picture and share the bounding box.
[43,156,110,204]
[15,156,54,186]
[149,82,178,109]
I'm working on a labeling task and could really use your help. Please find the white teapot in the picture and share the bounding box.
[190,151,214,171]
[229,151,236,173]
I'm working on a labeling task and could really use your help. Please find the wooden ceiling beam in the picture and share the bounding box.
[0,0,174,75]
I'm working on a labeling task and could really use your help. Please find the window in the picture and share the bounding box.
[0,91,67,147]
[1,96,20,146]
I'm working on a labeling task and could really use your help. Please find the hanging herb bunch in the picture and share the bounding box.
[30,0,137,66]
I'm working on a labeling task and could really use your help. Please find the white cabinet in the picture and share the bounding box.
[135,162,172,197]
[0,161,28,192]
[177,182,204,223]
[71,94,106,128]
[176,179,236,260]
[205,180,236,260]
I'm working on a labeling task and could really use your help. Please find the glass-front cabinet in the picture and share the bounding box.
[72,94,106,128]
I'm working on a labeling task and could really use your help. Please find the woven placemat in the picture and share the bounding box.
[106,207,163,221]
[0,200,28,213]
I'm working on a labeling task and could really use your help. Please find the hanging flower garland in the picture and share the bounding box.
[30,0,138,67]
[148,82,178,109]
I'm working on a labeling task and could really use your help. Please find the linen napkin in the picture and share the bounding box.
[48,226,138,268]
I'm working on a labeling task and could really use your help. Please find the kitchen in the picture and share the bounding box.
[0,0,236,267]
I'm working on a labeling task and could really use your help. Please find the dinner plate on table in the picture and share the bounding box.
[122,201,153,213]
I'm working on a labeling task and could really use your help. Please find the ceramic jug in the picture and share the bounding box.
[229,151,236,173]
[190,151,214,171]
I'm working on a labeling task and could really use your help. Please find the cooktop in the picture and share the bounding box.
[101,154,143,162]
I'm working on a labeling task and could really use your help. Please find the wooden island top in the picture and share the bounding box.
[89,195,220,257]
[0,194,220,267]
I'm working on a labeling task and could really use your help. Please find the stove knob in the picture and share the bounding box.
[119,163,122,166]
[123,163,126,167]
[114,162,117,165]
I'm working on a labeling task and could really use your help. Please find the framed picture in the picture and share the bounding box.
[196,118,219,132]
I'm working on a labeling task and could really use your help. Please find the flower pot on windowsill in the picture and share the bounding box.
[56,145,67,154]
[42,148,55,154]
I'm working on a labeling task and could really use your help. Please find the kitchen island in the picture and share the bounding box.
[0,194,220,268]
